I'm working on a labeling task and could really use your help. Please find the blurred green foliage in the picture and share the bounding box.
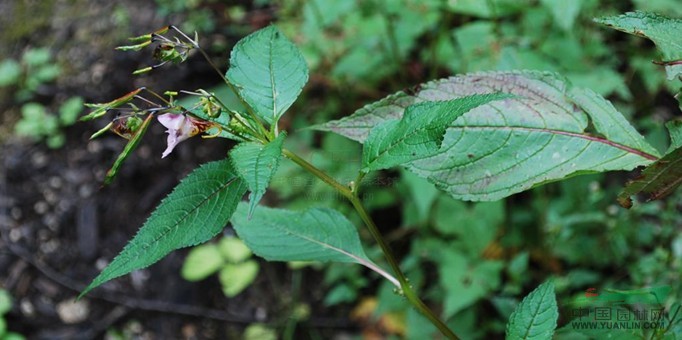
[167,0,682,338]
[1,48,83,148]
[181,236,260,298]
[0,289,25,340]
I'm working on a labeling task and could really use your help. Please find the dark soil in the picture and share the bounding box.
[0,2,356,339]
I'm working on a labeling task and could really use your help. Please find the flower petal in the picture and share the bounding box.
[158,113,186,130]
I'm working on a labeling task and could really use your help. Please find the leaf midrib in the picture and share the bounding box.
[462,125,658,161]
[268,29,277,119]
[522,285,552,339]
[101,176,237,279]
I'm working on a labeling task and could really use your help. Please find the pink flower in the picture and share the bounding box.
[158,113,214,158]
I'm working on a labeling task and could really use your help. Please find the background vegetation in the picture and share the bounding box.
[1,0,680,338]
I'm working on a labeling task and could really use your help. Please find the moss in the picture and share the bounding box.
[0,0,56,50]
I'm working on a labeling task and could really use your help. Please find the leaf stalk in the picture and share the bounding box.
[283,148,459,339]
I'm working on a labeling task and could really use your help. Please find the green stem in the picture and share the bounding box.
[282,149,352,199]
[283,148,458,340]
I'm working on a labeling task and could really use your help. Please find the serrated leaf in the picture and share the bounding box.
[230,133,286,217]
[314,71,660,201]
[619,121,682,208]
[80,159,247,297]
[226,25,309,124]
[595,11,682,79]
[362,94,511,172]
[506,280,558,340]
[231,203,398,286]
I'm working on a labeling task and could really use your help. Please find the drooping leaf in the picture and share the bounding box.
[618,121,682,208]
[230,133,286,217]
[80,159,247,297]
[231,203,398,287]
[104,113,154,185]
[226,25,309,124]
[362,94,511,172]
[314,71,660,201]
[505,280,558,340]
[595,12,682,79]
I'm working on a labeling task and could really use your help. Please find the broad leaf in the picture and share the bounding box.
[231,203,399,287]
[315,71,660,201]
[506,280,558,340]
[226,26,309,124]
[230,133,286,217]
[81,159,247,297]
[595,12,682,80]
[618,121,682,208]
[362,94,511,172]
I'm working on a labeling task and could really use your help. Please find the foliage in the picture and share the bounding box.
[80,159,247,297]
[0,289,26,340]
[181,236,259,297]
[2,47,83,148]
[78,0,682,338]
[505,280,558,340]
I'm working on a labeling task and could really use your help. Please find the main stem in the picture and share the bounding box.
[283,149,458,340]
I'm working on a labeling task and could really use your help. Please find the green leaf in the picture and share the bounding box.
[438,249,504,318]
[218,260,259,297]
[104,113,154,185]
[595,12,682,79]
[0,317,5,337]
[181,243,225,281]
[58,96,84,126]
[0,289,11,315]
[618,121,682,208]
[22,48,51,66]
[226,25,309,124]
[0,59,21,87]
[218,236,253,263]
[3,332,26,340]
[231,203,398,286]
[506,280,559,340]
[80,159,247,297]
[244,324,277,340]
[362,94,511,172]
[540,0,583,31]
[315,71,659,201]
[230,133,285,217]
[446,0,531,18]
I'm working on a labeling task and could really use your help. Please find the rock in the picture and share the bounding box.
[56,298,89,324]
